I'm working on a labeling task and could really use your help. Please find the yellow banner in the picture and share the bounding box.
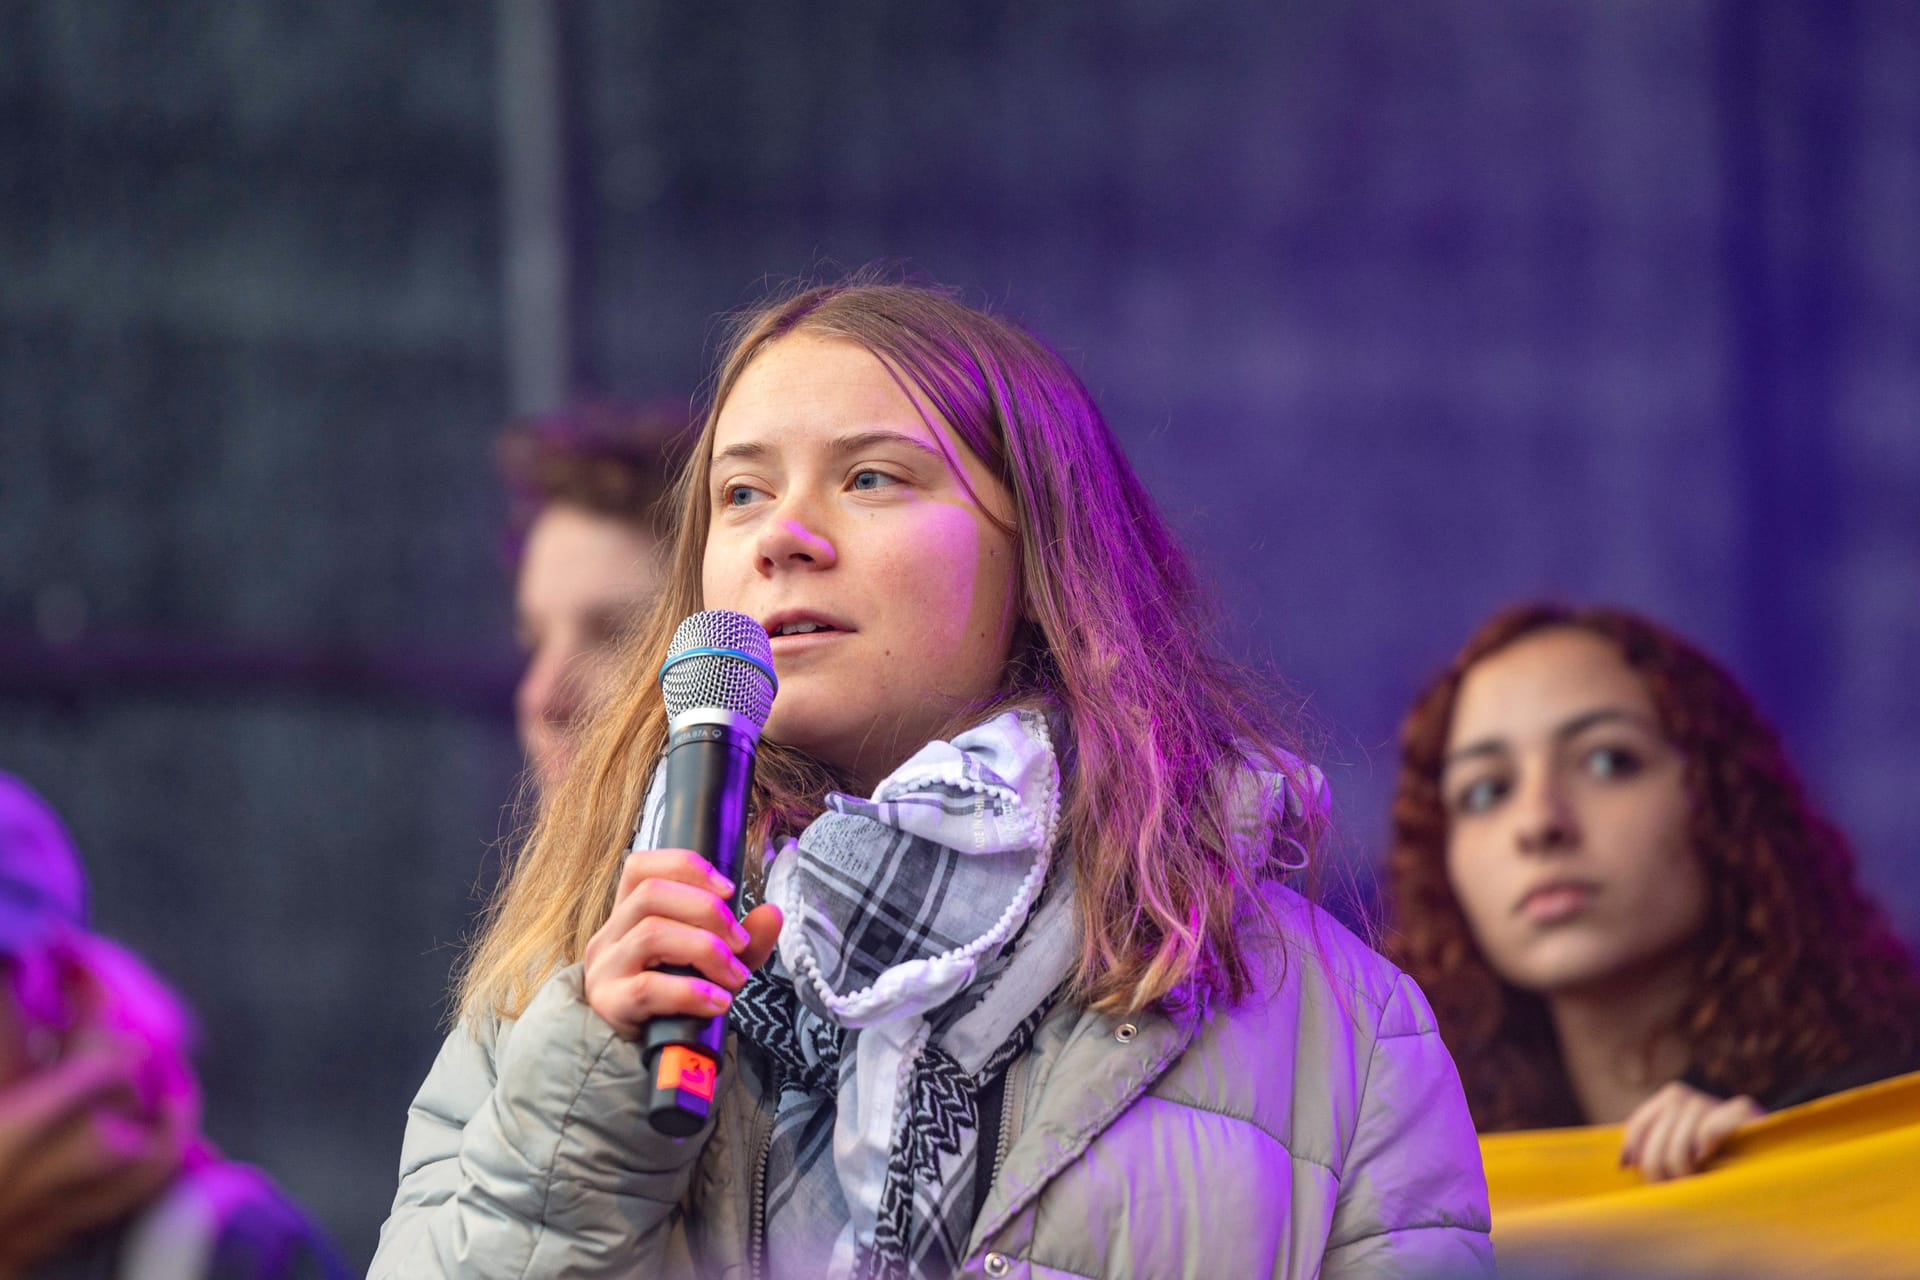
[1481,1070,1920,1278]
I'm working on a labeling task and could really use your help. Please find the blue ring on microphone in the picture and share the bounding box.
[658,646,779,694]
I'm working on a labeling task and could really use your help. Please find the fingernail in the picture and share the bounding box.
[711,874,736,898]
[708,986,733,1012]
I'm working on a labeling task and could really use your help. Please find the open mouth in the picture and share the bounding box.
[773,620,839,637]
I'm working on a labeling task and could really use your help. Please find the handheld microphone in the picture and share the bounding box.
[643,609,776,1137]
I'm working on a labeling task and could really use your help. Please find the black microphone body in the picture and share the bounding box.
[642,610,776,1137]
[641,717,756,1133]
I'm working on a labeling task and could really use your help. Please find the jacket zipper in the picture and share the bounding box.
[995,1050,1024,1180]
[747,1087,776,1280]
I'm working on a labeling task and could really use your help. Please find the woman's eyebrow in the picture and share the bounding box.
[1552,707,1658,742]
[709,431,945,472]
[709,441,766,471]
[1442,738,1507,771]
[1443,707,1660,772]
[828,429,945,463]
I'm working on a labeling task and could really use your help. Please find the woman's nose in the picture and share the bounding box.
[1514,770,1578,856]
[755,501,836,572]
[517,644,581,731]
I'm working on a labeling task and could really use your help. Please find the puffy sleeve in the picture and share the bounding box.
[368,964,709,1279]
[1322,971,1495,1278]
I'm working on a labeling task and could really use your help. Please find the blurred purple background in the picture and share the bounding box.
[3,1,1915,1266]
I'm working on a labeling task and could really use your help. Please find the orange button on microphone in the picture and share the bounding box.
[656,1045,717,1101]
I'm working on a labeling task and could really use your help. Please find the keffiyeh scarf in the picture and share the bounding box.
[667,706,1074,1280]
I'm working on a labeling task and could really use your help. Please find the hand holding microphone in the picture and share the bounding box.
[580,850,779,1040]
[581,610,779,1136]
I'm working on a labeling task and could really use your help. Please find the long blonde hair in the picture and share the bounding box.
[458,277,1322,1025]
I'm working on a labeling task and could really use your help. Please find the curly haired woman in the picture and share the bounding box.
[1386,603,1920,1180]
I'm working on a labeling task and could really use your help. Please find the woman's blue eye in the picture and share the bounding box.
[1453,777,1505,815]
[851,469,896,491]
[1586,746,1642,780]
[725,485,759,507]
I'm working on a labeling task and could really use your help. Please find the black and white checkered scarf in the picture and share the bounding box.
[732,707,1074,1280]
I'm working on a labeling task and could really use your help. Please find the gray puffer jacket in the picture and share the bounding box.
[372,889,1492,1278]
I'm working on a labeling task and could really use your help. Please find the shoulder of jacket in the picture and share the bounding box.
[461,961,590,1061]
[1248,882,1432,1036]
[409,964,594,1123]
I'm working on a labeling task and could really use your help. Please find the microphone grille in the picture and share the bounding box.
[660,610,776,729]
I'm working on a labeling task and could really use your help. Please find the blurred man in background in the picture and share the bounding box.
[498,404,685,801]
